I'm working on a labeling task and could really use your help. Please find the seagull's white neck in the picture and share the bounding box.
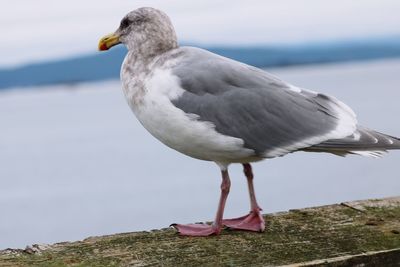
[122,50,156,78]
[120,51,155,108]
[120,46,183,110]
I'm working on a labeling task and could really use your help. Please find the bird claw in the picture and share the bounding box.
[171,223,222,236]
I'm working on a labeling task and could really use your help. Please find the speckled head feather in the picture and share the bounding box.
[117,7,178,59]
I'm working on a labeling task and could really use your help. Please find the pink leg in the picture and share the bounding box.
[172,170,231,236]
[222,163,265,232]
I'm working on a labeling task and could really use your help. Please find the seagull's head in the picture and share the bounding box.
[98,7,178,56]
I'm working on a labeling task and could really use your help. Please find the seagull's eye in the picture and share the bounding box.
[120,18,131,29]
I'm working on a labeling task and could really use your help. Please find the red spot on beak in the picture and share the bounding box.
[99,43,108,51]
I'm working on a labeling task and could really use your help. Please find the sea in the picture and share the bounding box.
[0,58,400,249]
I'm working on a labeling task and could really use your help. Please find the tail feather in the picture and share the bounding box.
[304,126,400,157]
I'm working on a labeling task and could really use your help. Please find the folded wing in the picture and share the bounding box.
[171,47,359,158]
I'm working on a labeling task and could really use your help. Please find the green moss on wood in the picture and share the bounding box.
[1,197,399,266]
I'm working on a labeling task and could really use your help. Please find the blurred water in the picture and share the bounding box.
[0,59,399,249]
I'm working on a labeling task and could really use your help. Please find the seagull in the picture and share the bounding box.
[98,7,400,236]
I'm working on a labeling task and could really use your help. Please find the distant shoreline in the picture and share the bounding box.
[1,36,400,90]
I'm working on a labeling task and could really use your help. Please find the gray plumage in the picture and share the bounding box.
[170,47,400,157]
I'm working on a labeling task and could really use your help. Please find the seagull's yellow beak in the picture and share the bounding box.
[98,33,121,51]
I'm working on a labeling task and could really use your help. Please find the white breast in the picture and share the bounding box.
[122,67,255,163]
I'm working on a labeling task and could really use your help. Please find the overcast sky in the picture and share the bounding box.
[1,0,400,66]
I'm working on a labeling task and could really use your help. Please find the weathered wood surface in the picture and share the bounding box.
[1,197,399,266]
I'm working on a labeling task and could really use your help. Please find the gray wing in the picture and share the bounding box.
[170,47,357,158]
